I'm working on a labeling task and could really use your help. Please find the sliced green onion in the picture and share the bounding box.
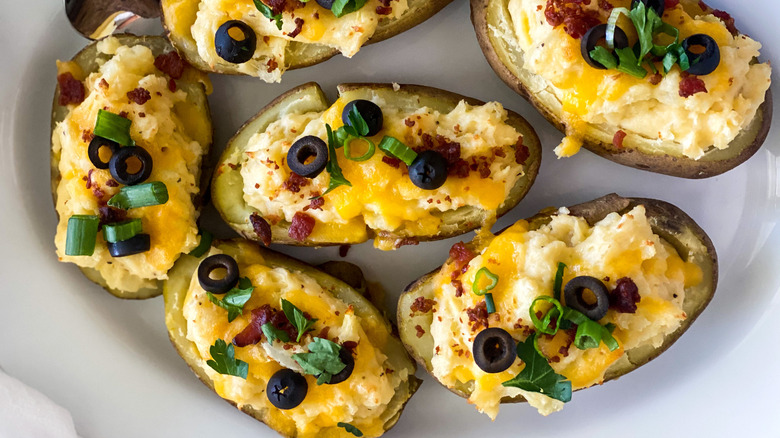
[107,181,169,210]
[472,267,499,296]
[606,7,630,49]
[94,109,135,147]
[65,215,100,256]
[189,229,213,257]
[553,262,566,301]
[600,326,620,351]
[378,136,418,166]
[102,219,143,243]
[573,320,602,350]
[529,296,563,335]
[484,293,496,314]
[343,135,376,161]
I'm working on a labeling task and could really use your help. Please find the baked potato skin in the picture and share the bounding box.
[397,193,718,403]
[51,34,213,299]
[212,82,542,247]
[470,0,773,178]
[163,239,421,437]
[161,0,455,76]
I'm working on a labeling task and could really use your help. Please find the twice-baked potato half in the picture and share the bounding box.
[162,0,454,81]
[51,34,213,299]
[472,0,772,178]
[163,239,420,437]
[398,194,716,418]
[213,82,541,250]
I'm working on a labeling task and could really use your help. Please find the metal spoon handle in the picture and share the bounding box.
[65,0,161,40]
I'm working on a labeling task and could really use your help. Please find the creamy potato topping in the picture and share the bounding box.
[428,206,702,418]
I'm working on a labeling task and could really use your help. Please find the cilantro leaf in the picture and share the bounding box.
[337,423,364,437]
[253,0,283,30]
[281,298,318,342]
[292,337,347,385]
[502,334,572,402]
[331,0,368,18]
[261,322,291,345]
[321,124,352,197]
[206,339,248,379]
[207,277,254,322]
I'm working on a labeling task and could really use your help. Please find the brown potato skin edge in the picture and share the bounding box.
[469,0,773,178]
[50,34,213,299]
[397,193,718,404]
[212,82,542,247]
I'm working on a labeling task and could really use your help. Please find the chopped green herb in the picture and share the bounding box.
[321,124,352,197]
[529,296,563,335]
[261,323,291,345]
[589,46,618,69]
[331,0,368,18]
[615,47,648,78]
[561,308,619,352]
[253,0,283,30]
[337,423,364,437]
[94,109,134,147]
[281,298,318,342]
[207,277,254,322]
[206,339,248,378]
[472,267,499,296]
[102,219,143,243]
[65,215,100,256]
[502,334,572,403]
[553,262,566,301]
[347,104,370,137]
[378,136,418,166]
[188,229,213,257]
[107,181,169,210]
[485,293,496,314]
[292,337,346,385]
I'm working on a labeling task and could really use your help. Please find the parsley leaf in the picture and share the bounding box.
[347,105,370,137]
[615,47,647,78]
[331,0,368,18]
[253,0,283,30]
[207,277,254,322]
[292,337,346,385]
[337,423,364,437]
[589,46,618,70]
[321,124,352,197]
[281,298,318,342]
[206,339,248,379]
[261,322,291,345]
[502,334,572,402]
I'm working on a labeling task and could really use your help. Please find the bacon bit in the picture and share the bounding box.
[317,326,330,340]
[450,159,470,178]
[342,341,358,354]
[609,277,641,313]
[313,11,319,19]
[98,206,127,225]
[250,213,272,246]
[168,79,177,92]
[381,156,401,168]
[404,118,415,127]
[395,237,419,249]
[410,297,436,314]
[466,301,488,331]
[514,137,530,165]
[283,344,293,350]
[234,304,297,347]
[288,212,315,241]
[544,0,601,39]
[449,242,476,280]
[712,9,737,35]
[282,172,309,193]
[154,52,187,79]
[288,17,305,38]
[376,5,392,14]
[492,147,506,158]
[679,76,707,98]
[664,0,679,8]
[92,186,105,201]
[98,78,109,90]
[339,245,350,258]
[57,73,85,106]
[598,0,613,10]
[105,179,119,187]
[649,73,662,85]
[303,196,324,212]
[266,58,279,73]
[84,169,95,189]
[452,280,464,298]
[138,112,146,118]
[612,130,627,149]
[415,325,425,338]
[559,345,570,358]
[127,87,151,105]
[81,130,94,143]
[698,0,709,11]
[118,111,129,119]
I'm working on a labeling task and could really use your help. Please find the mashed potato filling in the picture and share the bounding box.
[240,97,526,246]
[191,0,409,81]
[501,0,771,159]
[183,249,406,437]
[429,206,701,418]
[53,37,208,292]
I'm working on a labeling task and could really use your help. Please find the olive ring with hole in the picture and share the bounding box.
[267,369,308,410]
[342,99,384,137]
[682,34,720,76]
[581,24,630,70]
[197,254,240,294]
[108,146,153,186]
[215,20,257,64]
[287,136,329,178]
[564,276,610,321]
[88,136,120,169]
[107,233,151,258]
[472,327,517,374]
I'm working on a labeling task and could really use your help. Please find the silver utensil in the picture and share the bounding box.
[65,0,161,40]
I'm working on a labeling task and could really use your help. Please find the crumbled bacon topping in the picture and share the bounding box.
[679,76,708,98]
[57,73,85,106]
[664,0,679,8]
[544,0,601,39]
[250,213,272,246]
[449,242,476,280]
[288,17,305,38]
[154,52,187,79]
[514,137,530,165]
[452,279,465,298]
[609,277,641,313]
[612,130,627,149]
[288,212,315,241]
[233,304,297,347]
[127,87,151,105]
[303,196,324,212]
[98,206,127,225]
[410,297,436,314]
[282,172,309,193]
[466,301,488,331]
[395,237,419,249]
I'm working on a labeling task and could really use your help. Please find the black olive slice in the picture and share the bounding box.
[409,150,448,190]
[215,20,257,64]
[631,0,665,17]
[581,24,630,70]
[88,136,120,169]
[108,146,153,186]
[107,233,150,257]
[287,136,328,178]
[682,34,720,76]
[342,100,383,137]
[315,0,334,9]
[197,254,239,294]
[564,276,610,321]
[472,327,517,374]
[267,369,308,410]
[326,347,355,385]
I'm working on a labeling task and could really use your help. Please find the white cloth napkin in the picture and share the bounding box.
[0,368,81,438]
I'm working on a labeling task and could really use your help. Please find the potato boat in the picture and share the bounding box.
[471,0,772,178]
[398,194,717,418]
[213,82,541,250]
[51,34,213,299]
[164,239,420,437]
[162,0,454,81]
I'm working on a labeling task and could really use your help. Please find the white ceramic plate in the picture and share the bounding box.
[1,1,779,436]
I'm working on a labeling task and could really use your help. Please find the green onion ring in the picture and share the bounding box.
[606,7,630,49]
[472,267,499,296]
[343,135,376,162]
[529,296,564,335]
